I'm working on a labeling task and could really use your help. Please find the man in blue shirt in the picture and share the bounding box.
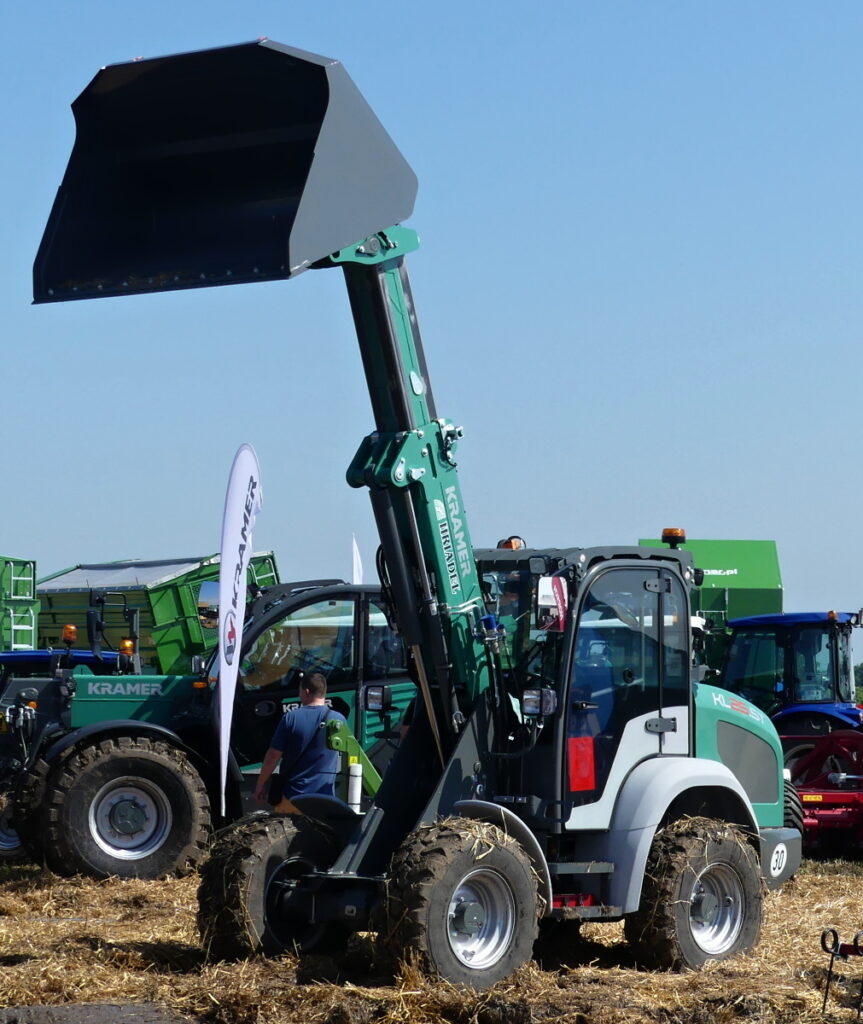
[254,672,347,812]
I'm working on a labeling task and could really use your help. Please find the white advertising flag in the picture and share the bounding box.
[217,444,263,815]
[352,534,363,585]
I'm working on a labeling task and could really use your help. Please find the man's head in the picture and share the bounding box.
[300,671,328,704]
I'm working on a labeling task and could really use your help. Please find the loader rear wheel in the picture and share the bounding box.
[624,816,762,970]
[197,814,347,960]
[384,820,539,989]
[42,736,210,879]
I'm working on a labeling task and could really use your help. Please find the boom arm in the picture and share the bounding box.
[334,227,491,759]
[31,40,497,764]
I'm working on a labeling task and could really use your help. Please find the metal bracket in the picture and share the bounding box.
[645,717,677,734]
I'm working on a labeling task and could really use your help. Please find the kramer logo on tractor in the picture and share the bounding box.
[32,39,801,989]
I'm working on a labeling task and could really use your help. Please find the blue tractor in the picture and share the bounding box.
[719,611,862,767]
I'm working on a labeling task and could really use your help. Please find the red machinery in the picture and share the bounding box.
[792,731,863,849]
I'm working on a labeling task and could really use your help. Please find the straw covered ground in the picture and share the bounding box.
[1,857,862,1024]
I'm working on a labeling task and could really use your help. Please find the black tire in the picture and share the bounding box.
[197,814,347,960]
[624,816,763,970]
[783,781,804,836]
[11,755,59,863]
[784,741,817,776]
[42,736,210,879]
[383,820,539,989]
[0,789,23,862]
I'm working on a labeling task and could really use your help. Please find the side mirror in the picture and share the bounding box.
[191,655,206,676]
[535,576,568,632]
[363,684,393,712]
[521,688,558,718]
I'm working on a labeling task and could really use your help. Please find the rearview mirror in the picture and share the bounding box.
[536,576,568,632]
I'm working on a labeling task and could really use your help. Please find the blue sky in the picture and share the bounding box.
[2,2,863,623]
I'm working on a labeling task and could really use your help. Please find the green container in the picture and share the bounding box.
[37,552,279,673]
[639,538,783,625]
[0,556,39,650]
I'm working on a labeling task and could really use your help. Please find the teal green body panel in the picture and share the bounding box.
[693,683,784,827]
[0,556,39,650]
[69,672,197,728]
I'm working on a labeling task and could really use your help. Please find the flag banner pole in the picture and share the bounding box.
[217,443,263,816]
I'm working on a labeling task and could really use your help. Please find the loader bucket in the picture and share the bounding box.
[33,39,417,303]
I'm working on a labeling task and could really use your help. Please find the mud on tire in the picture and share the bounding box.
[383,819,539,989]
[42,736,210,879]
[624,816,763,970]
[197,814,347,961]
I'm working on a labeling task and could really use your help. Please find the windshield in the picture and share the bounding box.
[482,570,566,694]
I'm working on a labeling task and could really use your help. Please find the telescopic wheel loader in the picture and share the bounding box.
[33,40,801,987]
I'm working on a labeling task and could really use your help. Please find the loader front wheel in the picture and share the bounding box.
[624,816,762,970]
[197,814,348,960]
[42,736,210,879]
[384,820,539,989]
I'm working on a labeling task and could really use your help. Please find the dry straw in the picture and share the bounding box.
[1,857,861,1024]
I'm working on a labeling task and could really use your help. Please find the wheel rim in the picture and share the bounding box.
[0,802,21,854]
[447,868,516,970]
[688,862,745,956]
[265,852,327,950]
[88,776,173,860]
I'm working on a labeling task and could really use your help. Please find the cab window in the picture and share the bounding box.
[240,599,356,690]
[364,601,408,680]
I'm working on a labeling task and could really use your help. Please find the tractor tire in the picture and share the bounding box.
[783,741,818,775]
[624,816,763,970]
[11,755,60,863]
[197,814,347,960]
[42,736,210,879]
[383,819,539,989]
[783,781,804,836]
[0,789,23,862]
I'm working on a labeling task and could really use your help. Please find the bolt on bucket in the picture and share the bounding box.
[33,39,417,303]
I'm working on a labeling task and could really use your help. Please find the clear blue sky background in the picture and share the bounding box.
[2,2,862,622]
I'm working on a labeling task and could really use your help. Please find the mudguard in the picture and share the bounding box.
[575,756,763,914]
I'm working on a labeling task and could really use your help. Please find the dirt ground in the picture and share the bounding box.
[1,857,862,1024]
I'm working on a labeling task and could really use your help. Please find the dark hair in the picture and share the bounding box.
[304,672,328,698]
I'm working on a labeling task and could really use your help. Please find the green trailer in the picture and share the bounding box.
[37,553,279,674]
[0,557,39,651]
[640,536,783,666]
[639,537,783,626]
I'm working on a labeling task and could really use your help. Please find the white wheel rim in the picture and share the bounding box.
[446,867,516,970]
[88,776,173,860]
[688,862,745,955]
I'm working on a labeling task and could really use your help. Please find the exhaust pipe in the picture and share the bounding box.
[34,39,417,303]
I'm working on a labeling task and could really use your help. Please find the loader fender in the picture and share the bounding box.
[575,756,758,915]
[453,798,553,913]
[42,720,199,771]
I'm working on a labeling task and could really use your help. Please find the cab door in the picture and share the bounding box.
[230,594,359,770]
[565,565,690,829]
[357,596,415,772]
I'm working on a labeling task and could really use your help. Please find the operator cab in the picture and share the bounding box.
[720,612,863,762]
[475,544,694,827]
[203,582,416,798]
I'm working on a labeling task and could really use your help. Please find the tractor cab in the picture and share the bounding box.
[720,612,863,762]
